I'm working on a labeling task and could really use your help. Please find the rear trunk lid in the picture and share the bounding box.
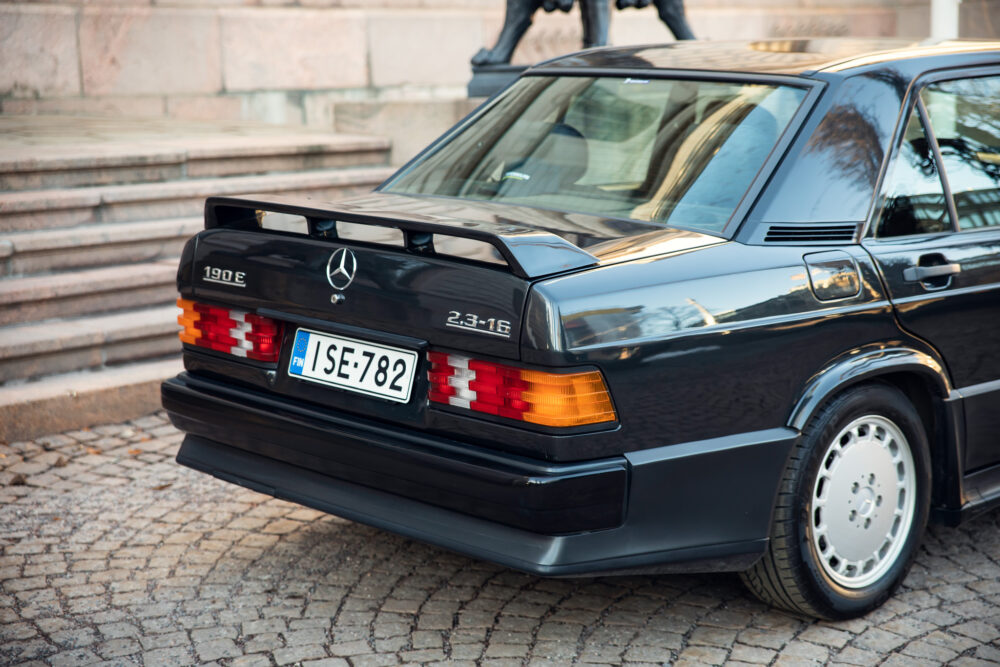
[184,192,722,357]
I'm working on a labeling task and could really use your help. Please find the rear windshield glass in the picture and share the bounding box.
[384,76,807,235]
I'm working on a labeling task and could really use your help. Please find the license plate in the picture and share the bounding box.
[287,328,418,403]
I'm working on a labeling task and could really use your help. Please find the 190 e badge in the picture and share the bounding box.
[202,265,246,288]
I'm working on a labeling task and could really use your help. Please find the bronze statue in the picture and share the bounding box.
[471,0,694,67]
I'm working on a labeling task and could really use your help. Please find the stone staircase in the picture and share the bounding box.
[0,117,395,441]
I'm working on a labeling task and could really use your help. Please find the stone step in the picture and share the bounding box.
[0,305,179,384]
[0,133,391,191]
[0,165,398,232]
[0,357,183,442]
[0,261,178,326]
[0,217,202,277]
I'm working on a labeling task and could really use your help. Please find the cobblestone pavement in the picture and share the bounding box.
[2,413,1000,667]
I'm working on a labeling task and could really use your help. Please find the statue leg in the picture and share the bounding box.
[580,0,610,49]
[472,0,543,66]
[653,0,695,40]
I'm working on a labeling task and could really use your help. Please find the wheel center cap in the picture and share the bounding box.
[857,487,876,517]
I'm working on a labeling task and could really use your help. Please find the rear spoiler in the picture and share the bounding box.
[205,194,599,280]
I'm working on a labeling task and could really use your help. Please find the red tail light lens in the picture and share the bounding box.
[243,313,282,361]
[177,298,283,363]
[427,351,616,427]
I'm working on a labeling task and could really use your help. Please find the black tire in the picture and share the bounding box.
[740,383,931,619]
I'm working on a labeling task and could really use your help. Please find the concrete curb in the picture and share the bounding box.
[0,358,182,442]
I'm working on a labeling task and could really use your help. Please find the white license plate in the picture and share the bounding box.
[287,328,418,403]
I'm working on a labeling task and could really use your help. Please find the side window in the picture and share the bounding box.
[922,76,1000,229]
[877,106,950,238]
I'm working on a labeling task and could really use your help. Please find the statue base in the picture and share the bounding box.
[467,64,527,98]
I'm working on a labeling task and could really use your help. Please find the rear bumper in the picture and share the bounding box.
[163,372,799,576]
[163,373,626,534]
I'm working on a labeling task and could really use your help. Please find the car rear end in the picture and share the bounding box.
[164,63,817,575]
[164,187,804,576]
[163,194,640,566]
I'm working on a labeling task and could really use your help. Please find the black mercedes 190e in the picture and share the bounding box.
[163,39,1000,619]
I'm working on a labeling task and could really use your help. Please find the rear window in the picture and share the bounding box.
[384,75,807,235]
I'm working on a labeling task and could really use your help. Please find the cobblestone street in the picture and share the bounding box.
[2,413,1000,667]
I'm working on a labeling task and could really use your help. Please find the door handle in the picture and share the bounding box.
[902,263,961,282]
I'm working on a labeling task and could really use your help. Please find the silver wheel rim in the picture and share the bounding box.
[810,415,917,589]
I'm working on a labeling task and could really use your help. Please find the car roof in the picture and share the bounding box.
[531,38,1000,77]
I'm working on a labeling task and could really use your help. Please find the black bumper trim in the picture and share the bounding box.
[162,374,627,534]
[177,433,767,576]
[165,372,800,576]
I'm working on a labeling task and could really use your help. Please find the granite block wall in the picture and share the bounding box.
[3,0,985,163]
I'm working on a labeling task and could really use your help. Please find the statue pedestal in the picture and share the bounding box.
[467,64,527,98]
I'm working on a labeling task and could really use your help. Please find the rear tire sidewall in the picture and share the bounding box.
[794,384,931,619]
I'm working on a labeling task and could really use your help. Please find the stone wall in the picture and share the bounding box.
[3,0,989,162]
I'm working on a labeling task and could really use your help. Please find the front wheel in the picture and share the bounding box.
[741,383,931,619]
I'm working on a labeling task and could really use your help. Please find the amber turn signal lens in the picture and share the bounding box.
[519,369,616,427]
[177,298,202,345]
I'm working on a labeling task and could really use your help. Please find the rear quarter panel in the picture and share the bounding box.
[523,242,909,453]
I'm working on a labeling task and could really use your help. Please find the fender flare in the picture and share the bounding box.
[788,343,952,432]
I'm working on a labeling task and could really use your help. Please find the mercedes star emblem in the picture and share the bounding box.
[326,247,358,291]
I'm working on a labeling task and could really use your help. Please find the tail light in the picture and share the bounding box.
[177,298,283,362]
[428,351,616,428]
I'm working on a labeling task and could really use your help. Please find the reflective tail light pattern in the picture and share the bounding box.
[427,351,616,427]
[177,298,282,362]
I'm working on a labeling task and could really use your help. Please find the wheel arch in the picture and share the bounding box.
[788,343,963,514]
